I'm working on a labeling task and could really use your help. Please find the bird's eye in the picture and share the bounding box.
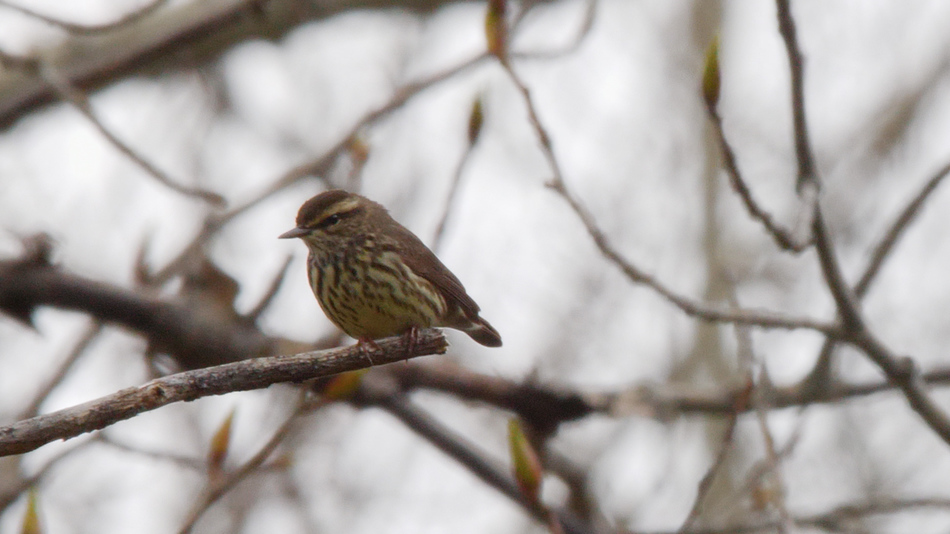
[324,214,341,227]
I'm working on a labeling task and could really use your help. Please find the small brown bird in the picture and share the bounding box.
[279,190,502,348]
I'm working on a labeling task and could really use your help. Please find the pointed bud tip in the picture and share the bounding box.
[702,35,721,109]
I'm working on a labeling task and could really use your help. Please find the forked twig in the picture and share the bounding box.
[151,53,492,284]
[705,103,815,252]
[178,396,306,534]
[771,0,950,448]
[500,60,835,335]
[38,62,224,206]
[801,160,950,391]
[510,0,598,61]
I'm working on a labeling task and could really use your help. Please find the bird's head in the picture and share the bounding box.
[279,190,382,249]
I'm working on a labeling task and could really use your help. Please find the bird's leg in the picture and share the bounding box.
[402,326,421,358]
[356,337,381,366]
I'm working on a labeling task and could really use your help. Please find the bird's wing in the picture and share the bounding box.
[389,225,481,318]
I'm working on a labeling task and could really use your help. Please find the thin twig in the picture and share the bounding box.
[178,395,306,534]
[678,381,753,533]
[811,211,863,331]
[38,62,224,206]
[360,379,598,534]
[510,0,598,61]
[800,159,950,392]
[95,433,204,471]
[602,362,950,420]
[706,106,813,252]
[432,141,476,252]
[243,255,294,322]
[775,0,816,192]
[151,53,492,284]
[856,159,950,296]
[846,329,950,446]
[730,294,793,532]
[751,376,794,533]
[0,0,169,34]
[499,61,835,335]
[0,439,94,513]
[0,330,447,457]
[17,322,103,420]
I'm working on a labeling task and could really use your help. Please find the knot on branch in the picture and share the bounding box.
[0,233,57,326]
[20,233,54,266]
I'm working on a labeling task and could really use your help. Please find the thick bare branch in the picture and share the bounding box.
[0,330,447,457]
[0,0,522,129]
[388,362,593,434]
[385,357,950,429]
[0,253,273,369]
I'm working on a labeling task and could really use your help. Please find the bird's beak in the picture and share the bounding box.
[279,227,309,239]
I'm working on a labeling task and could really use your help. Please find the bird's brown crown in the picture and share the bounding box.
[294,190,382,232]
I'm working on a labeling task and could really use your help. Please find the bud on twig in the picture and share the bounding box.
[508,418,543,503]
[485,0,508,58]
[702,35,721,110]
[207,409,235,480]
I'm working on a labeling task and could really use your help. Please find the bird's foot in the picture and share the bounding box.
[356,337,381,366]
[402,326,421,358]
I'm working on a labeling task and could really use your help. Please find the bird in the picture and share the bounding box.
[279,189,502,349]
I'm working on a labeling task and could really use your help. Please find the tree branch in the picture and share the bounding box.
[0,251,273,369]
[0,330,447,457]
[772,1,950,446]
[0,0,520,129]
